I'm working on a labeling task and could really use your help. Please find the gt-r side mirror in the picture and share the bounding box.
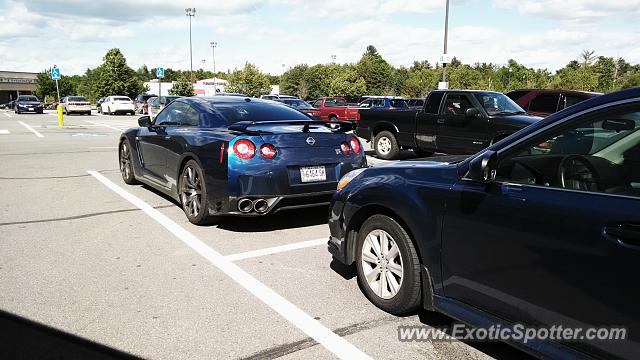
[468,150,498,183]
[138,116,152,127]
[466,108,480,118]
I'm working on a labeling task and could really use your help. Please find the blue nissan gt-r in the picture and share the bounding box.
[118,96,367,224]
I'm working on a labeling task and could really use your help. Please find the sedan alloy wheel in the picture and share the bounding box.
[361,229,404,299]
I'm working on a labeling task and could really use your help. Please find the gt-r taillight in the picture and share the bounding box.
[260,143,277,160]
[340,142,350,155]
[233,139,256,160]
[350,136,361,154]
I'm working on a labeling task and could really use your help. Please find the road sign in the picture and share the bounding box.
[156,68,165,79]
[51,67,61,80]
[439,54,453,64]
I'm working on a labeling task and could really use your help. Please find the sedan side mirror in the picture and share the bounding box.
[468,150,498,183]
[138,116,152,127]
[466,108,480,118]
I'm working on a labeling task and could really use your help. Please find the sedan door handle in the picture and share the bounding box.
[604,223,640,250]
[437,118,445,124]
[164,136,171,140]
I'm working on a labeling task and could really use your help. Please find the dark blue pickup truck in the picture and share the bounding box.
[330,87,640,359]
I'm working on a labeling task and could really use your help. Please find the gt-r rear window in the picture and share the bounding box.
[214,102,311,124]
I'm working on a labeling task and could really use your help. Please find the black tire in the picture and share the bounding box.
[107,107,112,115]
[355,215,422,315]
[97,106,102,114]
[413,148,434,158]
[179,160,211,225]
[119,139,140,185]
[329,115,338,121]
[374,131,400,160]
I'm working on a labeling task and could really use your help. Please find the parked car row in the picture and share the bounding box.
[329,87,640,359]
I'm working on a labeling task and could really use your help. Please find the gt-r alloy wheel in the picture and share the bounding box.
[179,160,210,225]
[356,215,422,315]
[119,140,139,185]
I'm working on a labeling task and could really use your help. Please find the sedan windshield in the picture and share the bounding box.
[282,99,314,109]
[474,93,525,115]
[18,96,39,102]
[214,102,312,124]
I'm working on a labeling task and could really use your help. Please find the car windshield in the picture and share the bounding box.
[18,96,39,102]
[283,99,313,109]
[114,97,131,101]
[474,93,525,115]
[214,101,312,124]
[69,96,87,102]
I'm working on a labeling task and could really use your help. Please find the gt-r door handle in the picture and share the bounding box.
[604,223,640,250]
[437,119,445,124]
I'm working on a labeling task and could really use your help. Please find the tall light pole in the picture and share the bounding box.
[185,8,196,85]
[280,64,285,95]
[331,54,336,64]
[441,0,450,86]
[210,42,217,95]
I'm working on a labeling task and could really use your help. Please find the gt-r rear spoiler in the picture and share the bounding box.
[228,120,353,135]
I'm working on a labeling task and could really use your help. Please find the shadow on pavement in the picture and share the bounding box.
[0,309,140,360]
[215,206,329,232]
[417,310,535,360]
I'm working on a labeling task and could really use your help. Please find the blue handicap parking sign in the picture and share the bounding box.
[51,67,61,80]
[156,68,165,79]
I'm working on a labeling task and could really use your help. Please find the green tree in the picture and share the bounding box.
[169,75,194,96]
[35,69,76,100]
[356,45,393,95]
[225,63,272,97]
[92,48,145,99]
[281,64,310,99]
[302,64,340,99]
[329,68,367,100]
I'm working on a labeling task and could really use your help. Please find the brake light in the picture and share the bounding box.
[260,143,277,160]
[350,136,361,154]
[233,139,256,160]
[340,142,350,155]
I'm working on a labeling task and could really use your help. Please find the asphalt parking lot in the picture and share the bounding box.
[0,110,530,359]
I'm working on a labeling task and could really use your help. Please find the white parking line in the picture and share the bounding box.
[85,120,125,132]
[17,121,44,138]
[226,238,327,262]
[0,130,9,134]
[87,170,371,360]
[3,113,12,118]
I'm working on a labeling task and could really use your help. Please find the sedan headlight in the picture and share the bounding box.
[337,168,367,191]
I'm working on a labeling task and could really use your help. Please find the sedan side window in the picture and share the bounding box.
[496,105,640,198]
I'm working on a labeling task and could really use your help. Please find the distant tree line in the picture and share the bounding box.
[36,46,640,104]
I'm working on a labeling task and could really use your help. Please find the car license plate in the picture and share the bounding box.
[300,166,326,183]
[28,108,34,111]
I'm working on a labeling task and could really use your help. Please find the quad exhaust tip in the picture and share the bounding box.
[237,198,254,213]
[253,199,269,214]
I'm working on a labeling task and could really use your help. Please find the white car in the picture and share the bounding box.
[101,96,135,115]
[61,96,92,115]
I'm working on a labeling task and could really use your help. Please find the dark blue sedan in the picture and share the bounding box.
[329,87,640,359]
[119,96,366,224]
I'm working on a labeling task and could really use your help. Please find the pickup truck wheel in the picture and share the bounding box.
[356,215,422,315]
[374,131,400,160]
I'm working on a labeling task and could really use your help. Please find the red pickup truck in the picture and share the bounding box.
[310,97,360,122]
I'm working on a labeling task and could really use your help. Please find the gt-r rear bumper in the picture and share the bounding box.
[221,190,335,216]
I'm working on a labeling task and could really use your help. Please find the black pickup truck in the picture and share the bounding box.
[357,90,542,159]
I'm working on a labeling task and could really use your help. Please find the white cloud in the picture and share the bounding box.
[493,0,640,24]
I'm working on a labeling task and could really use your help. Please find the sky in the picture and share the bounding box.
[0,0,639,76]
